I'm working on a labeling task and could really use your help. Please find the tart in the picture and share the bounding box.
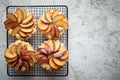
[38,9,69,39]
[4,40,35,72]
[36,39,69,70]
[4,8,36,40]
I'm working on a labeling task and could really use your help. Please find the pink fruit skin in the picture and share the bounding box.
[37,48,48,55]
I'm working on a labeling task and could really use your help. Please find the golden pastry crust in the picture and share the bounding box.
[4,8,36,40]
[38,9,69,39]
[4,40,35,72]
[36,39,69,70]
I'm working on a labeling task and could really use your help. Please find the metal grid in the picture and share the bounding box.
[6,5,68,76]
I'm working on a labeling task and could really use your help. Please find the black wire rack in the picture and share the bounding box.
[6,5,68,76]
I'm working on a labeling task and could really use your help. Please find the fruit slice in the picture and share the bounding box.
[11,26,21,36]
[38,21,49,31]
[17,43,22,56]
[21,65,26,72]
[23,61,30,72]
[49,58,59,70]
[55,20,68,29]
[60,51,69,60]
[53,50,66,58]
[54,26,60,38]
[5,21,19,30]
[40,42,51,54]
[22,14,33,24]
[6,56,17,63]
[36,53,44,59]
[4,20,13,30]
[53,14,65,23]
[7,13,17,22]
[18,59,23,70]
[10,44,17,54]
[52,10,59,19]
[40,25,52,35]
[51,27,56,39]
[21,27,33,33]
[7,59,18,68]
[45,10,52,22]
[15,34,24,40]
[37,48,48,55]
[21,44,28,55]
[54,40,61,52]
[15,63,19,71]
[4,49,17,58]
[19,30,27,37]
[44,43,51,54]
[4,19,13,25]
[16,8,24,23]
[38,56,49,64]
[40,15,50,24]
[21,9,27,19]
[48,40,55,52]
[20,21,34,28]
[28,28,36,35]
[15,58,23,71]
[53,58,66,66]
[22,56,34,66]
[24,51,35,56]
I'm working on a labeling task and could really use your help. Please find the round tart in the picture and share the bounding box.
[38,9,69,39]
[4,8,36,40]
[36,39,69,70]
[4,40,35,72]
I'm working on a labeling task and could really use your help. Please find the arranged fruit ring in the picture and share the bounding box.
[36,39,69,70]
[4,40,35,72]
[38,9,69,39]
[4,8,36,40]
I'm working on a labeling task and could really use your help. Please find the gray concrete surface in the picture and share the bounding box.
[0,0,120,80]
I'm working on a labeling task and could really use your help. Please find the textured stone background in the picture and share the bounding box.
[0,0,120,80]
